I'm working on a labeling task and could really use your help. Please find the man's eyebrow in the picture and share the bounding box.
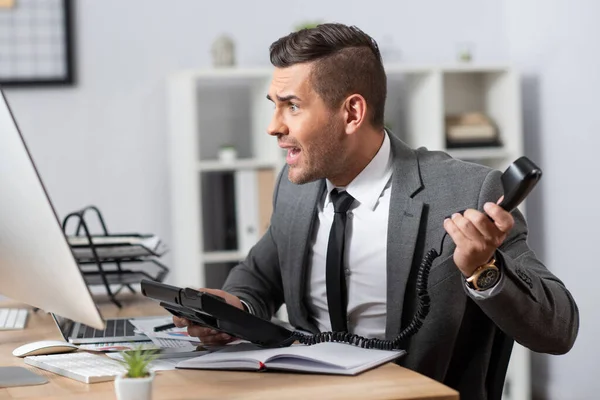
[266,94,301,102]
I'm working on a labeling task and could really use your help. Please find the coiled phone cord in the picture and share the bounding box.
[293,232,449,350]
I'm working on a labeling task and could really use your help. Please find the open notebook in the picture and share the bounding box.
[177,342,405,376]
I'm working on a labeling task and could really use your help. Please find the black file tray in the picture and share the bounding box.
[62,205,170,308]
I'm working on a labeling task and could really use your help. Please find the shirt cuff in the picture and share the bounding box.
[239,299,254,315]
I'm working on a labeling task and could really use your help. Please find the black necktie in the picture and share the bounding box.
[326,189,355,332]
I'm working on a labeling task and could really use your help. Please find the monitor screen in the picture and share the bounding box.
[0,88,104,330]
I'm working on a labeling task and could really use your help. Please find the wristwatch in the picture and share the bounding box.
[465,257,501,291]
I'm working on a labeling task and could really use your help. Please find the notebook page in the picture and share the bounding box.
[177,342,405,374]
[266,342,404,369]
[177,343,285,370]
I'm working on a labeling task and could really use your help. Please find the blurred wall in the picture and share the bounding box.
[2,0,506,263]
[505,1,597,398]
[5,0,594,398]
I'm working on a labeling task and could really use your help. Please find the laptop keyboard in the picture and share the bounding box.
[0,308,28,330]
[76,319,136,338]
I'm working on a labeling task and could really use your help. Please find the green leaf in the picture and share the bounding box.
[117,344,160,378]
[293,20,323,32]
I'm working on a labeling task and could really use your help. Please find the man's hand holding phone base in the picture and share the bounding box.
[172,288,243,346]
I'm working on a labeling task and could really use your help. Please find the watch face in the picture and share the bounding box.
[477,268,500,290]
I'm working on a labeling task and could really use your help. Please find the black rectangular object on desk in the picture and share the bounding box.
[140,280,296,348]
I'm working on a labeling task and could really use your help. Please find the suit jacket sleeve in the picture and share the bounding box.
[221,169,286,321]
[465,169,579,354]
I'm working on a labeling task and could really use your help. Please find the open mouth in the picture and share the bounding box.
[286,147,301,164]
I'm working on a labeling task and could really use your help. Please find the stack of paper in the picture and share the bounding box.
[129,317,201,350]
[68,234,168,261]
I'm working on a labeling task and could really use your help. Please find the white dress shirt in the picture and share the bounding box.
[303,131,499,339]
[305,132,393,339]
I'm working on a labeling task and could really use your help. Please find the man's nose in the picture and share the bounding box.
[267,111,288,137]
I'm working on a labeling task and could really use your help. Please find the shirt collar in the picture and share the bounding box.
[325,131,393,211]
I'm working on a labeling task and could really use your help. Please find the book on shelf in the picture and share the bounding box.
[256,168,275,235]
[234,169,259,255]
[176,342,405,376]
[233,168,276,255]
[202,171,238,252]
[201,167,275,257]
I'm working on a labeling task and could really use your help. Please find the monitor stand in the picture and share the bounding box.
[0,366,47,387]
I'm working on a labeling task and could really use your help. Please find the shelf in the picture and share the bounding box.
[383,64,438,75]
[173,65,513,80]
[202,250,246,263]
[438,64,512,73]
[176,67,271,79]
[168,62,527,400]
[446,147,510,160]
[197,159,278,172]
[82,270,160,286]
[171,68,271,87]
[385,63,510,75]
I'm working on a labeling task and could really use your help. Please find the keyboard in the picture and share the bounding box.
[24,352,126,383]
[0,308,28,330]
[75,318,136,339]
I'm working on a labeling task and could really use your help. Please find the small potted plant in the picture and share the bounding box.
[293,20,323,31]
[114,346,158,400]
[218,144,237,163]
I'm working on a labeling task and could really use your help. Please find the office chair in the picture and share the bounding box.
[486,329,515,400]
[443,299,515,400]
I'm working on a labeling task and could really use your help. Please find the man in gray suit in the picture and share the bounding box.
[174,23,579,398]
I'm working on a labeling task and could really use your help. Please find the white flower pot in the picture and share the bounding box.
[114,371,155,400]
[218,147,237,163]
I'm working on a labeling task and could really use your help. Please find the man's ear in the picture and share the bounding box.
[343,94,367,134]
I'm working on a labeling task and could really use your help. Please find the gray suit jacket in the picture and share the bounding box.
[223,132,579,399]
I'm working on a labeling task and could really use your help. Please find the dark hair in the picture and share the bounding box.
[270,23,387,129]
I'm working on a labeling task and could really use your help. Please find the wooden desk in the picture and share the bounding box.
[0,295,458,400]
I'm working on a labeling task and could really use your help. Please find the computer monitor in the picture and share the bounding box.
[0,89,104,330]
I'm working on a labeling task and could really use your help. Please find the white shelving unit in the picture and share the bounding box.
[166,64,530,400]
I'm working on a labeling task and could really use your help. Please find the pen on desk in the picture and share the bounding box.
[153,322,176,332]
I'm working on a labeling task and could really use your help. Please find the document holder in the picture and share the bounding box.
[141,279,296,348]
[63,205,170,308]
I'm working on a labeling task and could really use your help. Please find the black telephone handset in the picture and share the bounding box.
[497,156,542,212]
[141,157,542,350]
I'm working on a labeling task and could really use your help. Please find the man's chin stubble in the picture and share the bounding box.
[288,166,322,185]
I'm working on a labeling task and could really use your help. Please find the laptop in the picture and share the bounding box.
[51,314,148,344]
[0,88,154,346]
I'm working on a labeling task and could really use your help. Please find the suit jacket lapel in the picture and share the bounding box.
[287,179,324,332]
[385,133,424,339]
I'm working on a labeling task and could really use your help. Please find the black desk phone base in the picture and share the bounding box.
[142,156,542,350]
[141,280,297,348]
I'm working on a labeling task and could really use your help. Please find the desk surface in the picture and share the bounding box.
[0,295,458,400]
